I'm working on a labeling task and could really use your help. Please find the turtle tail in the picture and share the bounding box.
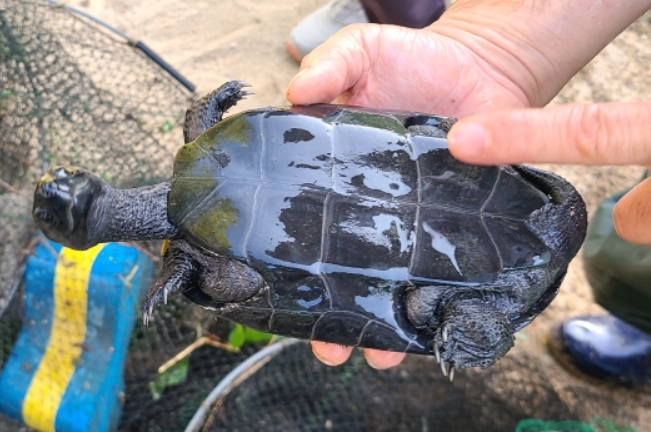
[513,165,588,262]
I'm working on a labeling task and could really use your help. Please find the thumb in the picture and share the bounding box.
[447,102,651,166]
[285,24,378,105]
[613,177,651,244]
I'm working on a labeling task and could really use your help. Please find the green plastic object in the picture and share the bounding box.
[582,172,651,335]
[515,417,636,432]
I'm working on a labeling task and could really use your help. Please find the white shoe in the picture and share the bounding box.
[287,0,369,61]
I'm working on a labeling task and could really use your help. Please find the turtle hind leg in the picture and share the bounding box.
[142,240,198,325]
[183,80,254,143]
[406,288,514,376]
[434,296,514,373]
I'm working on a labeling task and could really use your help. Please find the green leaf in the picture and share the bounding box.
[228,324,246,349]
[228,324,273,348]
[148,357,190,400]
[159,120,175,132]
[243,326,273,344]
[0,88,15,99]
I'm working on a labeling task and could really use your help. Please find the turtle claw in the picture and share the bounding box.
[438,356,457,381]
[232,81,253,96]
[141,298,157,326]
[142,308,149,326]
[439,358,448,377]
[434,324,455,379]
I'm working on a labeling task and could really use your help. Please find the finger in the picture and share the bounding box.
[285,24,378,105]
[311,341,353,366]
[613,177,651,244]
[363,348,406,370]
[447,102,651,165]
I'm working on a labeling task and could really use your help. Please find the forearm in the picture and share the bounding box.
[430,0,651,107]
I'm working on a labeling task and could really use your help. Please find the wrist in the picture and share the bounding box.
[429,0,651,107]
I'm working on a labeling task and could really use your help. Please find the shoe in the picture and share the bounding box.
[582,177,651,337]
[549,314,651,385]
[287,0,368,62]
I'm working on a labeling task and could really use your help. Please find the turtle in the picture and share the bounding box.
[32,80,587,378]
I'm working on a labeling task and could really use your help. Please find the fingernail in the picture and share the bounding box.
[311,344,335,366]
[366,357,386,370]
[364,350,405,370]
[448,122,487,158]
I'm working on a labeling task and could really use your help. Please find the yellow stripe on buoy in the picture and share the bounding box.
[22,244,105,432]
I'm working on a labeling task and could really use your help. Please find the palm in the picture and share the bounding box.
[290,25,530,118]
[287,24,538,369]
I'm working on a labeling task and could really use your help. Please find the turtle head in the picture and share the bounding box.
[33,166,106,250]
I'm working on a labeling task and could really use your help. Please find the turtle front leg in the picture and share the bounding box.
[183,80,253,142]
[406,287,515,378]
[142,239,198,325]
[142,237,266,325]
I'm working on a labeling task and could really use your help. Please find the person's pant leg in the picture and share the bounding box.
[360,0,446,28]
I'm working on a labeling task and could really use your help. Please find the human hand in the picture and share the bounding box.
[286,0,647,112]
[287,23,533,369]
[448,102,651,245]
[286,0,648,369]
[286,23,530,116]
[311,342,407,369]
[309,102,651,367]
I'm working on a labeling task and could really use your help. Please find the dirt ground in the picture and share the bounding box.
[32,0,651,429]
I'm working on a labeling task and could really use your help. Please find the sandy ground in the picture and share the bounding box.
[66,0,324,107]
[6,0,651,429]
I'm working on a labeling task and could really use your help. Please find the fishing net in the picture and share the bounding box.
[0,1,241,430]
[0,1,646,431]
[189,341,639,432]
[0,0,192,317]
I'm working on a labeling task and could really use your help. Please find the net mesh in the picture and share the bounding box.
[0,0,192,316]
[0,1,647,431]
[199,342,635,432]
